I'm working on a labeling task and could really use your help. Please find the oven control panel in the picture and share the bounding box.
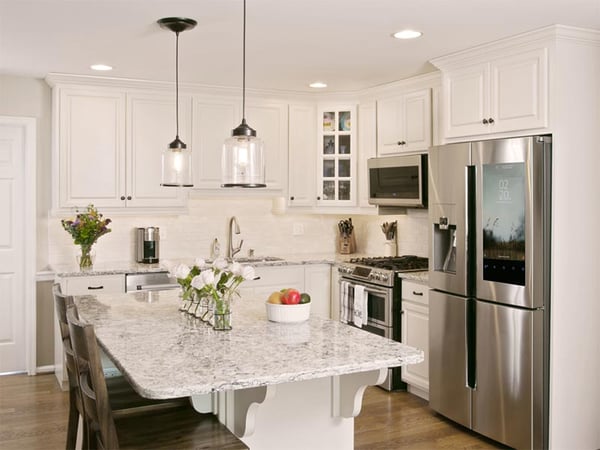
[338,264,394,287]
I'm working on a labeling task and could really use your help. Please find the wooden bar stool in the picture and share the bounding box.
[52,284,186,450]
[66,305,247,450]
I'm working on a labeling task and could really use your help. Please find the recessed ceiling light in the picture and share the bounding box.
[309,82,327,89]
[90,64,113,71]
[392,30,422,40]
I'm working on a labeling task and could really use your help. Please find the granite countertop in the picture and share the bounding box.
[74,290,423,399]
[52,253,342,278]
[398,271,429,283]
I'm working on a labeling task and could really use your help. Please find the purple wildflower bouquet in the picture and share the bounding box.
[61,204,112,269]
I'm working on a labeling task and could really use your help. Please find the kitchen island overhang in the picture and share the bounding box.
[74,290,423,449]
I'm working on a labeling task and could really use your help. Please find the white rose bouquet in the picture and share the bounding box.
[190,258,256,304]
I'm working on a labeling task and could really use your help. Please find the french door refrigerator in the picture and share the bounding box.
[428,135,551,449]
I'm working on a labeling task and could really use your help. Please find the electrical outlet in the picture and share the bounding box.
[292,223,304,236]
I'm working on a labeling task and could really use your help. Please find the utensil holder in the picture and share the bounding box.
[338,233,356,254]
[384,239,397,257]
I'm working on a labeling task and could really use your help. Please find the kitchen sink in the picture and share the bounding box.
[232,256,284,263]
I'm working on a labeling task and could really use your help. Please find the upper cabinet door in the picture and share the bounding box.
[191,98,287,191]
[59,89,126,208]
[442,48,548,139]
[403,89,432,152]
[443,63,489,139]
[246,101,288,191]
[192,97,239,189]
[490,48,548,134]
[377,88,431,156]
[126,93,190,208]
[288,104,317,207]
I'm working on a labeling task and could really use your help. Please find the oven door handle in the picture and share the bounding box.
[339,279,389,297]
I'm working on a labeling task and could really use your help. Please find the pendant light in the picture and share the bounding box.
[222,0,266,188]
[158,17,197,187]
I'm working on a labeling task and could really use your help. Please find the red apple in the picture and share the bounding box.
[281,288,301,305]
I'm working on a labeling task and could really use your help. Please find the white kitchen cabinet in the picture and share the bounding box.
[304,264,331,319]
[57,88,126,209]
[126,92,189,208]
[192,96,239,189]
[317,105,357,206]
[54,85,190,212]
[377,88,431,155]
[440,48,548,139]
[191,99,288,191]
[401,279,429,398]
[238,264,331,319]
[357,101,377,208]
[288,104,317,207]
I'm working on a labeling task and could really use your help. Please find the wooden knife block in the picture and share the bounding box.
[338,233,356,254]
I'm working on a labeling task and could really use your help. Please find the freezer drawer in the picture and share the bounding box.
[429,290,470,428]
[473,300,545,449]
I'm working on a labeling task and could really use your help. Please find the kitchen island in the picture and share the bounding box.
[74,290,422,450]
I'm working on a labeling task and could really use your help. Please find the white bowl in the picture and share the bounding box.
[265,301,311,323]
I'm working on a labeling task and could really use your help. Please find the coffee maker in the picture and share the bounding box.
[136,227,160,264]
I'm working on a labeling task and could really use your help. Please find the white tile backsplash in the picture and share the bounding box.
[48,198,429,266]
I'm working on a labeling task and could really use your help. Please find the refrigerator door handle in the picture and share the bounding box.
[466,298,477,389]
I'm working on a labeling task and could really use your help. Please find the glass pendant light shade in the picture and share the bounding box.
[222,120,265,187]
[158,17,196,187]
[161,137,193,187]
[221,0,266,188]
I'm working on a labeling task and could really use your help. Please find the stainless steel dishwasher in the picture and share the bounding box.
[125,271,179,292]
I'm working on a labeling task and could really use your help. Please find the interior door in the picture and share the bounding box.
[0,117,35,374]
[428,290,471,428]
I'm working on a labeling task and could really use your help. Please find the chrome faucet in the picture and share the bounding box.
[228,216,244,259]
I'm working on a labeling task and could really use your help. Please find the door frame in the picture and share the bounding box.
[1,116,37,374]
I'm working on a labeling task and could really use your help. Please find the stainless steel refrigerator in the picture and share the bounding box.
[428,136,551,449]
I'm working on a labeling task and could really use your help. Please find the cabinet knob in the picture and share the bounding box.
[397,141,406,146]
[290,196,295,201]
[482,118,489,125]
[127,196,132,200]
[120,195,126,200]
[317,196,321,200]
[488,117,495,124]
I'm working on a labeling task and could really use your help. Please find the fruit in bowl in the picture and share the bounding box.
[266,288,311,322]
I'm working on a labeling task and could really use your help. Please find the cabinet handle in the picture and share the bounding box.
[412,291,424,296]
[127,196,132,200]
[488,117,495,124]
[87,285,104,290]
[290,196,295,201]
[482,118,489,125]
[120,196,126,200]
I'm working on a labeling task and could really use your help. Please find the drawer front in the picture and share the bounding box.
[402,280,429,305]
[63,274,125,295]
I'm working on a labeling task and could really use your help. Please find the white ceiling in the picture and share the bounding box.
[1,0,599,93]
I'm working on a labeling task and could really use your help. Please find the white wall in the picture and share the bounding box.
[548,33,600,449]
[47,197,428,266]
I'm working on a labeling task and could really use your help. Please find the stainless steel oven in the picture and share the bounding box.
[338,255,428,391]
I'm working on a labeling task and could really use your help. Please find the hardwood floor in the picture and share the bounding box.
[1,374,506,449]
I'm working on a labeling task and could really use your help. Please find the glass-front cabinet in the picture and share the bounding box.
[317,106,357,206]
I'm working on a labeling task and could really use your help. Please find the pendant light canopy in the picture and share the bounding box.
[158,17,197,187]
[222,0,266,188]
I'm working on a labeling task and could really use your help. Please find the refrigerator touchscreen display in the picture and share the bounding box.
[482,162,526,286]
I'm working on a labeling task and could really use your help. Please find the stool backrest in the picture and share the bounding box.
[67,306,119,450]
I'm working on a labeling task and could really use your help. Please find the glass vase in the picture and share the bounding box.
[179,287,194,312]
[212,292,233,331]
[77,245,95,270]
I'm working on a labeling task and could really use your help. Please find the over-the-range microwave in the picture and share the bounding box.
[367,154,428,208]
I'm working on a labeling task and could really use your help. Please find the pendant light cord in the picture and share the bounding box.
[242,0,246,121]
[175,31,180,139]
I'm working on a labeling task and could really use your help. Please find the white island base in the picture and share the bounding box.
[193,368,386,450]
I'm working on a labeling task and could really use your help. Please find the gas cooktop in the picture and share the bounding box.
[347,255,429,272]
